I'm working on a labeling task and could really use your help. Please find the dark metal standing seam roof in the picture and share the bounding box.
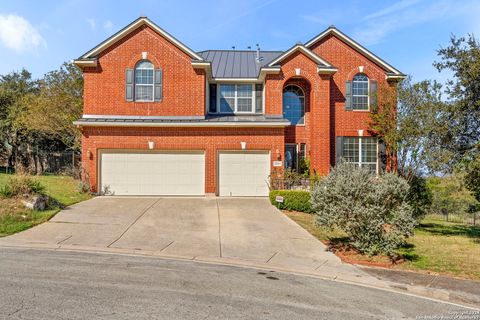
[198,50,283,78]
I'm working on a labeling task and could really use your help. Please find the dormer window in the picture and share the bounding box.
[125,60,163,102]
[218,84,254,113]
[135,60,154,101]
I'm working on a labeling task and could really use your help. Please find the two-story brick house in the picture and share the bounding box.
[73,17,404,196]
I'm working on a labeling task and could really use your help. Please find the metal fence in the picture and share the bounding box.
[430,213,478,226]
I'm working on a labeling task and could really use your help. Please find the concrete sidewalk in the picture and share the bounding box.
[359,267,480,307]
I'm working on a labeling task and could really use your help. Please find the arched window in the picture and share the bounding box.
[283,85,305,125]
[135,60,154,101]
[352,73,369,110]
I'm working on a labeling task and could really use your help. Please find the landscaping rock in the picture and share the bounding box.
[22,195,49,211]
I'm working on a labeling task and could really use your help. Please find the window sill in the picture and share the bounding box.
[286,124,305,127]
[210,112,256,115]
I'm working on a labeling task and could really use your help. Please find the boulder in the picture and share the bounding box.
[22,194,49,211]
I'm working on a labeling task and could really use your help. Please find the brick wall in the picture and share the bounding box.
[83,25,205,117]
[81,126,284,194]
[264,51,332,175]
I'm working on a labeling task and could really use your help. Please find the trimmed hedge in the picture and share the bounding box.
[269,190,314,213]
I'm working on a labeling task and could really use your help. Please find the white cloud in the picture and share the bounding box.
[361,0,421,21]
[353,0,480,45]
[87,18,96,31]
[0,14,46,52]
[103,20,113,32]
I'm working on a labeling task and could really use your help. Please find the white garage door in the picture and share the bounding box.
[218,151,270,197]
[100,151,205,196]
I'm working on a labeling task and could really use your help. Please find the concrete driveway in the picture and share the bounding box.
[0,197,372,282]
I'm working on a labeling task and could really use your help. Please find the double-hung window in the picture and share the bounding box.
[218,84,254,113]
[352,73,369,110]
[342,137,378,173]
[134,60,154,101]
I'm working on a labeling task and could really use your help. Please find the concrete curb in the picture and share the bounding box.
[0,243,478,310]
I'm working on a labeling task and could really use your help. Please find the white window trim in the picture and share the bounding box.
[352,76,370,111]
[344,137,378,174]
[134,66,155,102]
[215,84,255,114]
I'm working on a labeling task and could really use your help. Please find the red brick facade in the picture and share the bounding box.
[83,25,206,117]
[76,18,401,194]
[81,127,284,193]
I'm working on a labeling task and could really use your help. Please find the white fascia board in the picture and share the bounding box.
[81,17,203,61]
[259,67,281,74]
[191,61,211,69]
[305,28,403,75]
[73,121,290,128]
[317,66,338,74]
[73,59,97,67]
[385,74,407,80]
[267,45,332,67]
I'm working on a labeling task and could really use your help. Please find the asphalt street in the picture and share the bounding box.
[0,248,476,320]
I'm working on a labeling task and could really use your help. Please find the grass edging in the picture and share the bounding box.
[283,210,480,280]
[0,174,93,237]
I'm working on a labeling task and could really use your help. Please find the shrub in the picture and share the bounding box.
[407,175,432,221]
[1,174,45,197]
[310,162,416,257]
[0,184,13,197]
[77,180,91,194]
[269,190,314,213]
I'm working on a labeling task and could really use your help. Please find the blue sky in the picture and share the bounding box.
[0,0,479,82]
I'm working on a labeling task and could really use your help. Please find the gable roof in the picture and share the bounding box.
[305,26,404,76]
[74,17,403,80]
[198,50,282,78]
[267,44,334,68]
[76,16,203,62]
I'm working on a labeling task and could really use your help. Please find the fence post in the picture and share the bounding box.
[72,151,75,174]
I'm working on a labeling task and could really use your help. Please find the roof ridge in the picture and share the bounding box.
[198,50,284,53]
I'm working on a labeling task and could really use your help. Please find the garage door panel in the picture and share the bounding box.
[219,151,270,197]
[100,151,205,196]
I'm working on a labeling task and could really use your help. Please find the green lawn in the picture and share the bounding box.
[285,211,480,280]
[0,173,92,236]
[397,216,480,279]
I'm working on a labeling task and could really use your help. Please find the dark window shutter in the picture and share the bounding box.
[125,69,134,101]
[369,80,378,112]
[335,137,344,165]
[345,81,352,110]
[378,139,387,173]
[209,83,217,113]
[255,84,263,113]
[154,69,163,101]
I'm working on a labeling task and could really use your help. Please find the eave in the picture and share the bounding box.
[73,120,290,128]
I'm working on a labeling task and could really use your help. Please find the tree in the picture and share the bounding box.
[370,77,451,181]
[427,173,476,220]
[434,34,480,162]
[0,69,39,168]
[310,162,416,257]
[464,156,480,206]
[18,62,83,150]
